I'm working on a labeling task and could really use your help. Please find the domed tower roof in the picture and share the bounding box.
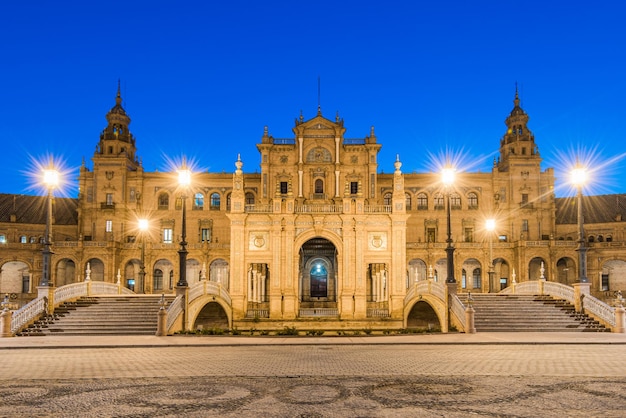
[94,81,138,167]
[497,85,539,172]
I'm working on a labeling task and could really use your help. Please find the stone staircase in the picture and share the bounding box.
[18,295,175,336]
[457,293,608,332]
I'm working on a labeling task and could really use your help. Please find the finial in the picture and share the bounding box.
[300,110,304,122]
[336,111,340,122]
[317,104,322,116]
[235,154,243,173]
[263,126,268,136]
[116,79,122,105]
[514,82,520,107]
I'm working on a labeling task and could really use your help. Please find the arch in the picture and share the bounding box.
[191,301,230,331]
[123,259,141,291]
[299,237,338,302]
[55,258,76,287]
[210,258,230,290]
[406,300,442,331]
[492,258,510,292]
[245,192,255,205]
[417,192,428,210]
[314,178,324,194]
[85,258,105,281]
[556,257,576,285]
[0,261,30,294]
[529,257,548,281]
[383,192,392,206]
[153,258,174,291]
[462,258,482,289]
[467,192,478,209]
[210,192,221,210]
[193,192,204,210]
[405,192,412,210]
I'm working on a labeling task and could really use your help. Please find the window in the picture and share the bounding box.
[462,270,467,289]
[468,192,478,209]
[434,193,444,210]
[315,179,324,194]
[522,219,528,232]
[383,192,392,206]
[350,182,358,195]
[105,220,113,233]
[210,193,221,210]
[87,186,94,203]
[193,193,204,210]
[20,236,27,243]
[129,187,136,203]
[106,193,113,206]
[153,269,163,290]
[473,269,481,289]
[0,234,6,244]
[201,228,211,243]
[417,193,428,210]
[163,228,173,244]
[464,228,473,243]
[601,274,609,291]
[521,193,529,204]
[498,235,508,242]
[30,236,37,243]
[450,193,461,209]
[158,193,169,210]
[280,181,288,194]
[245,192,255,205]
[405,193,412,210]
[427,228,436,243]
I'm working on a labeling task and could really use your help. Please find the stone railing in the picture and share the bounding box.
[295,204,342,213]
[10,297,47,334]
[166,295,184,331]
[245,204,273,213]
[246,309,269,318]
[405,280,446,304]
[543,282,575,302]
[500,281,541,295]
[367,308,390,318]
[582,293,616,327]
[450,294,467,330]
[188,280,232,306]
[364,205,392,213]
[299,308,338,317]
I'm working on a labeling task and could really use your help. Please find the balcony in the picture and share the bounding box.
[100,202,115,210]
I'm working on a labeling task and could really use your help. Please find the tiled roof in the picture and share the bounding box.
[555,194,626,224]
[0,194,78,225]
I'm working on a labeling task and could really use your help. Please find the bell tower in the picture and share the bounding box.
[95,80,138,169]
[497,86,540,172]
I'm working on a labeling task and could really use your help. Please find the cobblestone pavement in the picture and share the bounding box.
[1,343,625,417]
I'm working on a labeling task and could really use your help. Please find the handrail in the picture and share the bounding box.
[582,294,616,327]
[11,297,47,334]
[450,294,467,330]
[166,295,184,331]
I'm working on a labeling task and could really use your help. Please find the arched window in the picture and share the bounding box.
[383,192,392,206]
[450,193,461,209]
[210,193,221,210]
[417,193,428,210]
[434,193,444,210]
[193,193,204,210]
[473,268,481,288]
[245,192,255,205]
[588,235,595,243]
[158,193,169,210]
[468,192,478,209]
[315,179,324,194]
[20,235,27,243]
[405,193,412,210]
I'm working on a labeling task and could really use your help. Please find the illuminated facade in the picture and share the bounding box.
[1,87,625,330]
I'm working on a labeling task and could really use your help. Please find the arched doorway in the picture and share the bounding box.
[55,258,76,287]
[407,258,427,288]
[0,261,30,293]
[556,257,575,285]
[529,257,548,281]
[85,259,105,281]
[210,259,229,289]
[300,238,337,303]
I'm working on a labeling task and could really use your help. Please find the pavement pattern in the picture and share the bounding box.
[1,333,625,417]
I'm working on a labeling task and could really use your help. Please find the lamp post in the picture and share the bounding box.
[442,166,456,284]
[571,162,588,283]
[137,218,149,293]
[177,165,191,288]
[40,165,59,287]
[485,218,496,292]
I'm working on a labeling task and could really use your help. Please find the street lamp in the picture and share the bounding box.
[442,166,456,283]
[485,218,496,292]
[40,164,59,287]
[571,162,588,283]
[137,218,149,293]
[177,165,191,288]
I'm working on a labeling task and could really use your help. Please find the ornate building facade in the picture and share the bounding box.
[1,87,625,330]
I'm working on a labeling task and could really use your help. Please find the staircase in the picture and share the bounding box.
[18,295,175,336]
[457,294,608,332]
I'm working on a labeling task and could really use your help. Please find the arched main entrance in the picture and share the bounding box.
[300,238,337,303]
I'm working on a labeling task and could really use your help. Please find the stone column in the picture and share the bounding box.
[465,305,476,334]
[573,282,591,313]
[0,309,13,338]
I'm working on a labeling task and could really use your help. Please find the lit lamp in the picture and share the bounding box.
[137,218,149,293]
[40,164,59,287]
[485,218,496,292]
[177,165,191,288]
[571,162,588,283]
[442,166,456,284]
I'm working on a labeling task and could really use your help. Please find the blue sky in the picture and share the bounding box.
[1,1,625,198]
